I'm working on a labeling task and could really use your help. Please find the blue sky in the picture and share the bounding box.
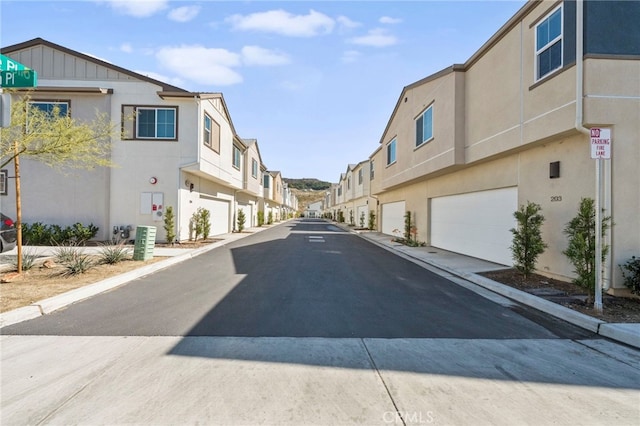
[1,0,526,182]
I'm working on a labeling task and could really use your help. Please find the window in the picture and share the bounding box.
[370,160,375,180]
[347,177,351,190]
[29,101,69,117]
[358,169,363,185]
[122,106,177,140]
[416,105,433,147]
[536,6,562,80]
[264,174,270,188]
[252,159,258,178]
[338,186,342,197]
[232,145,241,169]
[203,114,211,147]
[387,138,396,165]
[0,170,7,195]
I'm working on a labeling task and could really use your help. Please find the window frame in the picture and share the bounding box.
[535,5,563,81]
[122,105,179,141]
[0,169,7,196]
[370,160,375,180]
[232,145,242,170]
[386,138,397,166]
[203,113,212,148]
[358,168,363,185]
[252,158,258,179]
[28,100,70,117]
[415,104,434,148]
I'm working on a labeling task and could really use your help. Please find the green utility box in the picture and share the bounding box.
[133,226,156,261]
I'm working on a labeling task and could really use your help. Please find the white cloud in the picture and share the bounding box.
[156,45,243,86]
[241,46,291,66]
[226,9,335,37]
[341,50,361,63]
[379,16,402,24]
[337,16,361,30]
[135,70,185,87]
[120,43,133,53]
[168,5,201,23]
[100,0,168,18]
[349,28,398,47]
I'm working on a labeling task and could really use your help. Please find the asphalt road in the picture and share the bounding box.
[3,219,639,425]
[2,219,588,339]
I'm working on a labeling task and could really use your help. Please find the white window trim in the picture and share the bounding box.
[232,145,242,170]
[0,169,7,195]
[534,4,563,82]
[203,113,212,147]
[252,158,258,178]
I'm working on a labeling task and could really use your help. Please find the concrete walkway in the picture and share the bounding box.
[1,221,638,349]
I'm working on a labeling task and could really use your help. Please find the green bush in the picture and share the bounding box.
[510,201,547,278]
[368,211,376,230]
[257,210,265,227]
[237,209,246,232]
[359,212,365,228]
[21,222,98,246]
[563,197,611,299]
[620,256,640,295]
[200,208,211,239]
[163,206,176,244]
[268,211,273,225]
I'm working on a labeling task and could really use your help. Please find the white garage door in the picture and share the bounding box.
[237,203,253,228]
[430,187,517,265]
[381,201,405,236]
[199,196,230,236]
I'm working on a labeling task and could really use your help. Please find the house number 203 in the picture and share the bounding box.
[551,195,562,202]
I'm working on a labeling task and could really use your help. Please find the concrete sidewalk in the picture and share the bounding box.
[1,220,638,349]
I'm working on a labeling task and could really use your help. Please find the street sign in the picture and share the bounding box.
[590,127,611,159]
[0,54,38,88]
[1,70,37,88]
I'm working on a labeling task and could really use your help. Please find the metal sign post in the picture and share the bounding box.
[590,128,611,313]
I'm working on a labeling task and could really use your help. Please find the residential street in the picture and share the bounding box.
[2,220,639,425]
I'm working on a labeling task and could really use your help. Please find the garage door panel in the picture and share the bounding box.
[199,196,230,236]
[382,201,405,236]
[431,188,516,265]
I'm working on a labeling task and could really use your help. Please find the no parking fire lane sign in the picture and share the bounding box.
[590,128,611,159]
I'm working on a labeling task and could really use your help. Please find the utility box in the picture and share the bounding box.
[133,226,156,261]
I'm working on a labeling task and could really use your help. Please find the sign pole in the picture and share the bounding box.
[594,157,603,313]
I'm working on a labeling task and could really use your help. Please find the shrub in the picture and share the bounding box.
[237,209,246,232]
[368,211,376,230]
[359,212,365,228]
[60,254,95,276]
[163,206,176,244]
[11,248,39,271]
[98,242,131,265]
[510,202,547,278]
[620,256,640,295]
[267,211,273,225]
[337,211,344,223]
[70,222,99,245]
[53,245,82,264]
[349,210,354,226]
[257,210,265,227]
[21,222,48,245]
[199,208,211,239]
[21,222,98,246]
[563,197,611,299]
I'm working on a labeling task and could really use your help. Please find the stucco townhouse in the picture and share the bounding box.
[262,171,284,223]
[366,0,639,294]
[0,38,275,243]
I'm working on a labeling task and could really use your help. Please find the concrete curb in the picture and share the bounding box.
[352,229,638,348]
[0,226,271,328]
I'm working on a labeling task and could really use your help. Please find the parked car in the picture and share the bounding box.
[0,213,17,253]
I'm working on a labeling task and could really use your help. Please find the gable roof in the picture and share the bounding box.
[1,37,188,92]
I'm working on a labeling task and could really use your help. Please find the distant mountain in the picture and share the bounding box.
[284,178,332,191]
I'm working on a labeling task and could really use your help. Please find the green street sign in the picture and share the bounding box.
[0,54,38,88]
[1,70,37,88]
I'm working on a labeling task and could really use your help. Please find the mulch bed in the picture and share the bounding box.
[479,268,640,323]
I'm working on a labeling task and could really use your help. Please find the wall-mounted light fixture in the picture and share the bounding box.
[149,177,158,184]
